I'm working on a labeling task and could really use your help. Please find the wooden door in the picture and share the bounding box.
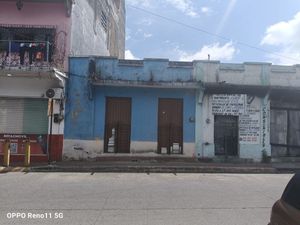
[104,97,131,153]
[158,98,183,154]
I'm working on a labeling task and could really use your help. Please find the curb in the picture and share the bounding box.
[0,166,29,173]
[2,163,299,174]
[28,165,278,174]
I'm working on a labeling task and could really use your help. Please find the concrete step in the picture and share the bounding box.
[95,155,196,163]
[212,157,254,164]
[272,157,300,163]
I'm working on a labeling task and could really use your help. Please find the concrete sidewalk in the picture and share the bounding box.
[1,159,299,173]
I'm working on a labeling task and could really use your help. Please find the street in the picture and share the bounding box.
[0,172,293,225]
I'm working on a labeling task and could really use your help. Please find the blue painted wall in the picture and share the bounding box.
[65,58,95,139]
[97,58,194,82]
[65,57,195,143]
[93,86,195,142]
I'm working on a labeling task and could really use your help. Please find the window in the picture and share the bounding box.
[101,11,108,32]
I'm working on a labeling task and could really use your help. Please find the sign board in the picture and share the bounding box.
[211,95,262,145]
[0,134,48,155]
[212,94,246,115]
[239,107,261,144]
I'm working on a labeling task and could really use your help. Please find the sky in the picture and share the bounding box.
[125,0,300,65]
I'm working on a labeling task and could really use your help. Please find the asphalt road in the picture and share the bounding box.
[0,172,293,225]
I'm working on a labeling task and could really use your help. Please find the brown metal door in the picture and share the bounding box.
[158,98,183,154]
[104,97,131,153]
[214,115,238,156]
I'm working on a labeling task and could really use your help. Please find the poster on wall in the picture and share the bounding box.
[212,94,246,115]
[0,134,48,155]
[239,106,261,144]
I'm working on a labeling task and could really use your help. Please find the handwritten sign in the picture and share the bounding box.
[212,94,246,115]
[239,107,261,144]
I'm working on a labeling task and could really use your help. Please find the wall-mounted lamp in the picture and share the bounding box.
[16,0,23,11]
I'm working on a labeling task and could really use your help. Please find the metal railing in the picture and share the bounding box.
[0,40,52,69]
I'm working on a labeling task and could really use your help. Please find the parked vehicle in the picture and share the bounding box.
[269,173,300,225]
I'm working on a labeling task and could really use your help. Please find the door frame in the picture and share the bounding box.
[104,97,132,153]
[157,98,183,154]
[214,115,239,157]
[271,107,300,157]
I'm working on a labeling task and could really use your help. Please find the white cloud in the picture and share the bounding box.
[125,28,131,41]
[125,50,139,60]
[126,0,151,7]
[261,11,300,64]
[164,0,198,17]
[143,33,153,38]
[127,0,199,18]
[134,28,153,40]
[201,7,212,15]
[137,18,153,26]
[178,42,236,61]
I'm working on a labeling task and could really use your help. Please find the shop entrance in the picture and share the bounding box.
[104,97,131,153]
[0,98,48,155]
[214,115,238,156]
[157,98,183,154]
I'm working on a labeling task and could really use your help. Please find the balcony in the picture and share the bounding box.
[0,26,66,74]
[0,40,53,70]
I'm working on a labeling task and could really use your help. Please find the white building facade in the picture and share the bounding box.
[195,61,300,162]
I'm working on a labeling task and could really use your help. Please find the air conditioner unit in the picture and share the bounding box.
[45,88,63,99]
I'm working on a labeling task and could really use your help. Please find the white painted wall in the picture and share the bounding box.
[63,139,103,160]
[0,76,64,136]
[0,76,60,98]
[70,0,125,58]
[63,139,195,160]
[197,94,270,161]
[49,99,64,135]
[195,61,300,87]
[70,0,109,57]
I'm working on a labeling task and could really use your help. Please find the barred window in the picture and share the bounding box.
[101,11,108,32]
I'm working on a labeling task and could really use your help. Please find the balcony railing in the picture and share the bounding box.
[0,40,53,69]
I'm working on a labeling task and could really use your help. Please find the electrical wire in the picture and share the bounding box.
[128,5,300,63]
[68,72,87,79]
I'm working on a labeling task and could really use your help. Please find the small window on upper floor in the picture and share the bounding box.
[101,11,108,32]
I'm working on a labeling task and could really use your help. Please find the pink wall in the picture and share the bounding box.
[0,1,69,28]
[0,1,71,70]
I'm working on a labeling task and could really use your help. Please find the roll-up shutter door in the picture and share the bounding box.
[0,98,48,134]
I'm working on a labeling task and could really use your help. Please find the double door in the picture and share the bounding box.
[104,97,184,154]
